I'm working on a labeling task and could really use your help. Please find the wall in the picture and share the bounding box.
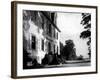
[0,0,99,80]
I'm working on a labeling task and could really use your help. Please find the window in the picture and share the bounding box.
[48,24,52,37]
[46,21,49,34]
[48,42,51,52]
[42,18,44,29]
[57,32,58,39]
[31,11,37,21]
[54,45,55,54]
[31,36,36,50]
[41,39,44,51]
[49,24,51,34]
[51,13,54,22]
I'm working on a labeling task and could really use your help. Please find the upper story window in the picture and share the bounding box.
[49,24,51,34]
[41,16,44,30]
[51,13,54,22]
[30,11,37,21]
[57,32,58,39]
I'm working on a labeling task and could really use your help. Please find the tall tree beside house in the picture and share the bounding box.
[80,13,91,58]
[61,40,76,60]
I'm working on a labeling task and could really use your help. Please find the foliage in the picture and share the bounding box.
[80,13,91,58]
[80,30,91,39]
[42,52,60,65]
[77,55,84,60]
[61,40,76,60]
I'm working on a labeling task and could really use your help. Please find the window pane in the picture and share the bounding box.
[32,36,36,50]
[42,39,44,51]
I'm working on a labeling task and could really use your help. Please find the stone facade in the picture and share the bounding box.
[23,10,60,66]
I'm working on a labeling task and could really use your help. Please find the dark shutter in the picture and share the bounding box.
[42,39,44,51]
[32,36,36,50]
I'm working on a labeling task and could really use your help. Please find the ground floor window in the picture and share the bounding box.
[31,35,36,50]
[41,39,44,51]
[54,44,55,54]
[48,42,51,53]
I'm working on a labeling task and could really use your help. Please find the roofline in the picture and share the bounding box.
[41,11,61,32]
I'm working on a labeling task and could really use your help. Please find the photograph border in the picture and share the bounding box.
[11,1,98,78]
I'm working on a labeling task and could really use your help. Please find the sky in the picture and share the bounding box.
[57,12,89,58]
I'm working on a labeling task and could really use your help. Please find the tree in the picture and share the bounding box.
[60,42,64,53]
[80,13,91,58]
[77,55,84,60]
[61,40,76,60]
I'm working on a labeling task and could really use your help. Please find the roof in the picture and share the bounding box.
[41,11,61,32]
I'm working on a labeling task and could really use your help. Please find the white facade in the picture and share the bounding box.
[23,11,60,65]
